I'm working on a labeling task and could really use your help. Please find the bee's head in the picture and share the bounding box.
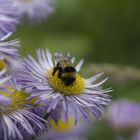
[53,55,77,86]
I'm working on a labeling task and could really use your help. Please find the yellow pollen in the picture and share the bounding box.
[0,85,37,113]
[47,69,85,95]
[49,117,74,132]
[0,60,7,70]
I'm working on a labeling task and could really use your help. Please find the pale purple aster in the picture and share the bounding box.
[0,33,20,67]
[17,48,111,123]
[13,0,55,22]
[0,0,19,38]
[0,69,47,140]
[107,100,140,137]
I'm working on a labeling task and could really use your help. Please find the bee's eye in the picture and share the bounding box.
[64,67,76,73]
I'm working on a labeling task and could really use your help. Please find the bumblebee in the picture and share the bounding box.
[52,55,77,86]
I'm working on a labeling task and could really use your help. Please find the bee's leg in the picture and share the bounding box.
[52,67,58,76]
[58,68,63,79]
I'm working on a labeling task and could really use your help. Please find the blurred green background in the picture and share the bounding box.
[13,0,140,139]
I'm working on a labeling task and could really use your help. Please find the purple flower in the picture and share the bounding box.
[13,0,55,22]
[17,48,111,123]
[107,100,140,138]
[0,0,19,37]
[0,69,47,140]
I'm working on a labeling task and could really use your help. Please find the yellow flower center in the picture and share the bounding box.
[0,85,37,113]
[50,117,74,132]
[47,69,85,95]
[0,60,7,70]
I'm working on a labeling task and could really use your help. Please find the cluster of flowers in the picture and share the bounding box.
[0,0,111,139]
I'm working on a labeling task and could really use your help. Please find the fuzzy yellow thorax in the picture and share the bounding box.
[47,69,85,95]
